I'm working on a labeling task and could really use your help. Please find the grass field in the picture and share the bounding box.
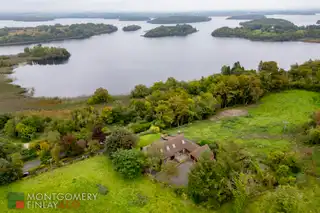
[0,156,212,213]
[1,90,320,212]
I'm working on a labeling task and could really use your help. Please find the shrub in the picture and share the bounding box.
[259,185,307,213]
[149,125,160,134]
[40,150,51,165]
[15,123,37,142]
[0,114,12,130]
[21,115,46,132]
[129,122,152,134]
[87,88,111,105]
[307,127,320,144]
[51,144,61,164]
[0,158,22,185]
[20,148,38,161]
[104,128,138,156]
[4,119,17,138]
[112,149,146,179]
[87,140,101,154]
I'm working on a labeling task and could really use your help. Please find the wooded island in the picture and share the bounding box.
[0,23,118,46]
[144,24,197,37]
[212,18,320,42]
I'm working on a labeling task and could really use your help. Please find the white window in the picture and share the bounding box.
[172,144,176,148]
[160,149,163,153]
[166,146,170,151]
[182,140,185,144]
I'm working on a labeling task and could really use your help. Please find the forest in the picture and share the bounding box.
[0,23,118,46]
[226,14,266,20]
[122,25,142,32]
[144,24,197,37]
[147,16,212,24]
[212,18,320,42]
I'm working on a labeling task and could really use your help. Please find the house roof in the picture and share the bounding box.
[190,144,214,160]
[145,134,204,158]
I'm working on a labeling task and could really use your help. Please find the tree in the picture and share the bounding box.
[130,84,150,98]
[87,88,111,105]
[112,149,146,179]
[87,140,100,155]
[0,158,22,185]
[161,160,178,181]
[51,144,61,164]
[104,128,138,156]
[188,155,233,208]
[4,119,16,138]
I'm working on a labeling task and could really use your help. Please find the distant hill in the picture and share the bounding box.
[227,14,266,20]
[147,16,211,24]
[123,25,142,32]
[317,20,320,25]
[144,24,197,38]
[119,16,150,21]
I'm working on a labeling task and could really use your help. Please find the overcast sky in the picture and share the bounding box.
[2,0,320,12]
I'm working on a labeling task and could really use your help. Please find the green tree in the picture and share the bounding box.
[112,149,146,179]
[87,88,111,105]
[130,84,150,98]
[104,128,138,156]
[51,144,61,164]
[161,160,178,181]
[4,119,16,138]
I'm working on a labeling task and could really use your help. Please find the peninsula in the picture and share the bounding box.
[122,25,142,32]
[147,15,211,24]
[143,24,197,38]
[227,14,266,20]
[212,18,320,42]
[0,23,118,46]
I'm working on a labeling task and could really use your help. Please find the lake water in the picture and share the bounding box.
[2,15,320,97]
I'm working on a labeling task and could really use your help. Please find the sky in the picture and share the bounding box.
[2,0,320,12]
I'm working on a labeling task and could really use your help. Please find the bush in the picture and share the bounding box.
[87,88,111,105]
[149,125,160,134]
[16,123,37,142]
[0,114,12,130]
[112,149,146,179]
[307,127,320,144]
[259,185,307,213]
[40,150,51,165]
[4,119,17,138]
[20,148,38,161]
[104,128,138,156]
[21,115,46,132]
[129,122,152,134]
[0,158,22,185]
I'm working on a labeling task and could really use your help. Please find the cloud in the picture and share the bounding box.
[2,0,320,12]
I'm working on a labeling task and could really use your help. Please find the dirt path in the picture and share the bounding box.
[211,109,248,120]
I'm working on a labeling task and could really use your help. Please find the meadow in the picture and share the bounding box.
[1,90,320,212]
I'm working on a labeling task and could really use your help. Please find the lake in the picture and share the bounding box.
[2,14,320,97]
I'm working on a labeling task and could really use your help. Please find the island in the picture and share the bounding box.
[147,16,212,24]
[122,25,142,32]
[143,24,197,38]
[118,16,151,21]
[227,14,266,20]
[212,18,320,42]
[0,23,118,46]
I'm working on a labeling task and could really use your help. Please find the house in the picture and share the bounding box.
[144,133,214,163]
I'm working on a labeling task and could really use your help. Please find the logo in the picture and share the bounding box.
[8,192,25,209]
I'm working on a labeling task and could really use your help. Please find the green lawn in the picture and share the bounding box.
[0,156,211,213]
[167,90,320,157]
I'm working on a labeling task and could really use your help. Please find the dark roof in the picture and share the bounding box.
[146,134,201,158]
[190,144,214,160]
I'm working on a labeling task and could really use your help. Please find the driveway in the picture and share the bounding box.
[156,161,194,186]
